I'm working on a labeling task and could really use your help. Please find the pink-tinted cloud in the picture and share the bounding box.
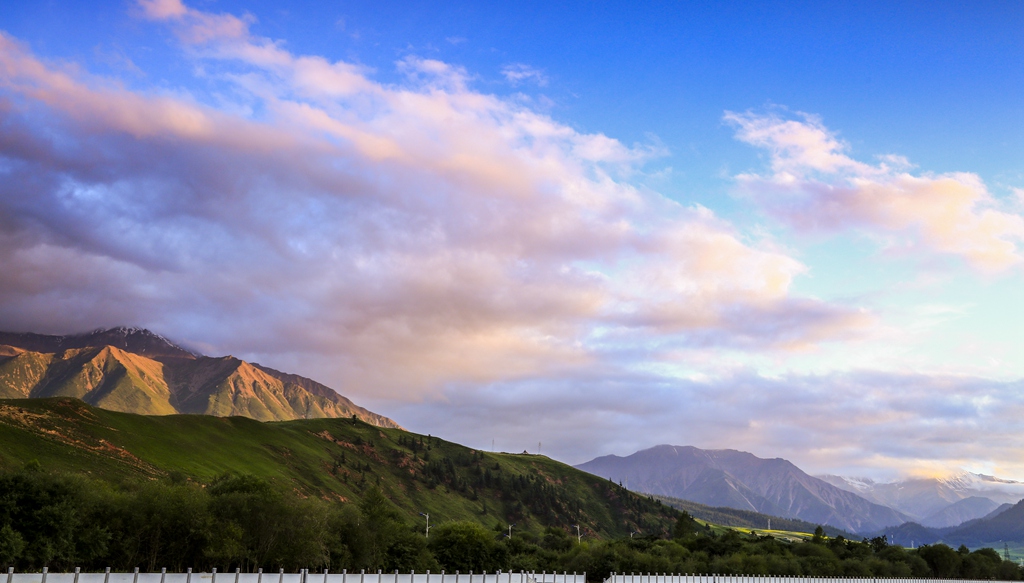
[0,5,865,401]
[727,111,1024,272]
[137,0,251,44]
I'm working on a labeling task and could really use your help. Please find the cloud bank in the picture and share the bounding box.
[1,1,1022,479]
[0,4,860,399]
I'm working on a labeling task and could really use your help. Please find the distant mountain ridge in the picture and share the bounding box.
[575,444,910,534]
[0,327,399,427]
[876,499,1024,547]
[818,472,1024,527]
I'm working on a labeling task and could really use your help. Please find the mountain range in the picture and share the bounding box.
[818,473,1024,527]
[576,444,1024,537]
[0,327,398,426]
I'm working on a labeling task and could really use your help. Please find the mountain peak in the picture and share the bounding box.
[0,326,198,361]
[0,327,401,428]
[576,444,910,534]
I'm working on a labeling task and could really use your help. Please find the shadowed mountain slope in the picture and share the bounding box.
[920,496,1002,528]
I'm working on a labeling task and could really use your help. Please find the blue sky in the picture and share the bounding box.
[1,0,1023,479]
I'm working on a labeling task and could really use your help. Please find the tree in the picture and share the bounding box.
[917,543,962,578]
[429,521,501,572]
[673,512,700,540]
[811,526,826,544]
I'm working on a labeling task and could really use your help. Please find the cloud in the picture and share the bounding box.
[727,110,1024,273]
[501,63,548,87]
[0,5,864,401]
[388,370,1024,479]
[137,0,253,44]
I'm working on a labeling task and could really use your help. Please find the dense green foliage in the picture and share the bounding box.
[2,469,1022,582]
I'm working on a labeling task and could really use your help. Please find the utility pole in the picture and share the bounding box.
[573,524,582,544]
[507,523,515,539]
[419,513,431,537]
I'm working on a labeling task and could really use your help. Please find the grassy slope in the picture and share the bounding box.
[655,494,855,539]
[0,397,676,539]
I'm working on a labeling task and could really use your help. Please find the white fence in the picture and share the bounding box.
[11,573,1019,583]
[605,575,1014,583]
[3,571,585,583]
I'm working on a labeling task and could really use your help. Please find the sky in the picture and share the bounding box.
[1,0,1023,481]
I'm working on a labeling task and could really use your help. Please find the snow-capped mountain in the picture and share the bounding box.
[818,471,1024,526]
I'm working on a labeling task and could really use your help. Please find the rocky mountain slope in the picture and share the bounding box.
[0,327,398,426]
[576,444,910,534]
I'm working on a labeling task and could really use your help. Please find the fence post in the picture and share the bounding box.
[41,567,48,583]
[6,567,11,583]
[279,569,284,583]
[212,568,217,583]
[187,568,192,583]
[161,568,167,583]
[134,567,140,583]
[342,570,345,583]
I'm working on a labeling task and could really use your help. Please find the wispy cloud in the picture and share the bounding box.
[727,110,1024,273]
[501,63,548,87]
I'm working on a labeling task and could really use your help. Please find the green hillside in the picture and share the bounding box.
[0,397,675,539]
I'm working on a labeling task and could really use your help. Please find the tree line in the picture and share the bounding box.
[1,468,1021,581]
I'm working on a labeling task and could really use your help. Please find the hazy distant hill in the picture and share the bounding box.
[576,444,909,534]
[0,327,398,426]
[920,496,1002,528]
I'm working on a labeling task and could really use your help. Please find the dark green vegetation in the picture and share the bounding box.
[2,398,1022,581]
[2,469,1022,582]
